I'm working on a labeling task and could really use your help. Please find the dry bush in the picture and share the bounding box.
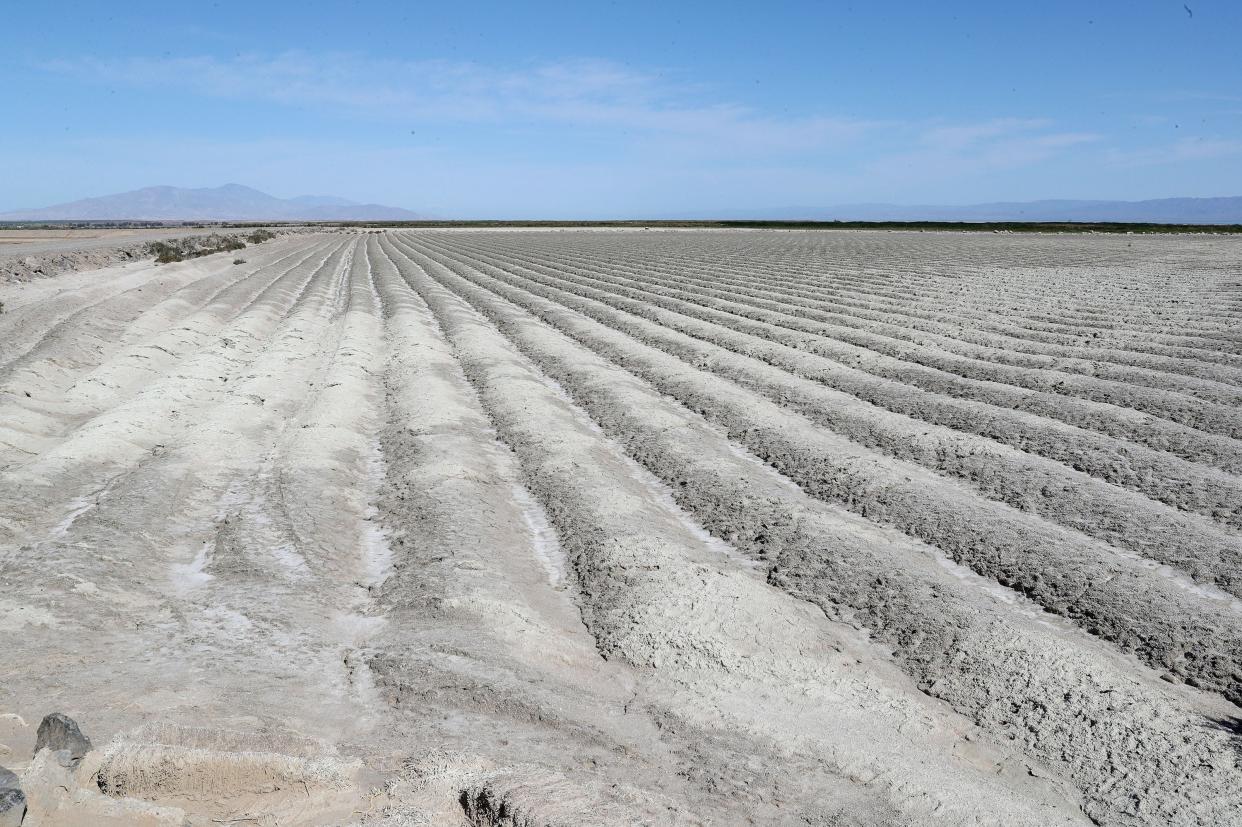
[145,234,245,264]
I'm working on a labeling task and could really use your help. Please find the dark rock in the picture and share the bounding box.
[0,766,25,827]
[34,713,92,766]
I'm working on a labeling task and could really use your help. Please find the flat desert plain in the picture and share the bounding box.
[0,227,244,253]
[0,229,1240,826]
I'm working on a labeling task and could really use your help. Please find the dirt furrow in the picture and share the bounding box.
[688,239,1242,347]
[396,237,1242,582]
[6,228,1240,826]
[0,234,311,375]
[389,238,1090,826]
[478,235,1242,396]
[450,235,1242,439]
[433,234,1242,472]
[504,231,1242,359]
[0,239,345,476]
[392,235,1242,707]
[459,240,1242,519]
[616,241,1242,359]
[0,239,380,791]
[424,235,1242,528]
[381,234,1242,827]
[0,238,353,543]
[362,237,721,823]
[0,261,172,364]
[0,238,337,470]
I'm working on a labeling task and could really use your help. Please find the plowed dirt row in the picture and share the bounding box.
[1,229,1238,827]
[474,236,1242,396]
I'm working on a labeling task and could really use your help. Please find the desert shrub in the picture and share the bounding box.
[212,235,246,252]
[247,229,276,244]
[147,241,184,263]
[233,258,246,265]
[145,234,245,264]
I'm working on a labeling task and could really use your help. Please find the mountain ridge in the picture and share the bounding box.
[5,187,1241,223]
[0,184,427,221]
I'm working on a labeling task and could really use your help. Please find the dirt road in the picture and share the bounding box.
[1,229,1239,825]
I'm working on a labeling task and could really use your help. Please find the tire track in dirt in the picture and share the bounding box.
[0,239,399,827]
[0,238,337,470]
[0,234,314,375]
[0,238,353,543]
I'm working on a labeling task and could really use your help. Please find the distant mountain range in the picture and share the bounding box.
[5,186,1241,224]
[0,184,426,221]
[691,197,1242,224]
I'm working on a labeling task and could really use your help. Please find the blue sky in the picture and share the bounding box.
[2,1,1239,217]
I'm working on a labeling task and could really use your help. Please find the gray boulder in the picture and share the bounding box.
[0,766,24,827]
[33,713,92,767]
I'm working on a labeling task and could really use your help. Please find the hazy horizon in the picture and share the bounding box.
[4,1,1240,218]
[6,183,1242,224]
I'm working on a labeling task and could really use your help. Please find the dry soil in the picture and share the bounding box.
[1,229,1239,826]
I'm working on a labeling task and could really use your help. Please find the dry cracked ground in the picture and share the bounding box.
[0,228,1240,826]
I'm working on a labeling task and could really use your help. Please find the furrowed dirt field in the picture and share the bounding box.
[0,228,1239,826]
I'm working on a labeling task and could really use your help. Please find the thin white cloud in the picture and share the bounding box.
[918,118,1053,150]
[1104,137,1242,166]
[41,53,875,156]
[864,122,1101,183]
[34,52,1103,194]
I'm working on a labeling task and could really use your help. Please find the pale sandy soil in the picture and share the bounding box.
[0,228,253,254]
[0,229,1239,826]
[0,228,301,284]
